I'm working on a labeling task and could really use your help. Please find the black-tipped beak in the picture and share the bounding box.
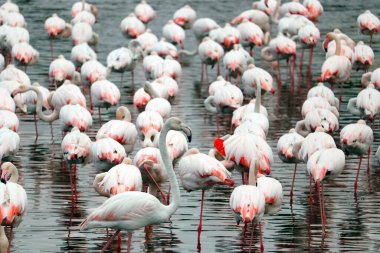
[181,124,192,143]
[1,178,6,184]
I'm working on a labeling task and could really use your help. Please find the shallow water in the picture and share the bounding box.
[7,0,380,252]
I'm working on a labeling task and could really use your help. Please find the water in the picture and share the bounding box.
[7,0,380,252]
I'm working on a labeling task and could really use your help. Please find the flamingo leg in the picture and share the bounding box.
[277,60,282,87]
[248,222,254,253]
[200,63,204,88]
[217,62,220,76]
[143,164,167,204]
[370,34,373,48]
[367,148,371,173]
[339,83,343,111]
[308,48,313,77]
[131,70,134,86]
[309,174,313,206]
[290,163,297,206]
[235,73,239,87]
[259,222,264,253]
[100,229,120,253]
[197,190,205,251]
[118,232,121,252]
[299,48,304,73]
[127,232,132,253]
[166,185,171,205]
[121,72,124,87]
[205,65,209,93]
[50,38,54,62]
[34,113,38,143]
[6,226,13,253]
[317,181,326,238]
[216,112,220,137]
[354,156,362,193]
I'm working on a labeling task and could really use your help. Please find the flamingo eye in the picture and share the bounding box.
[113,150,117,154]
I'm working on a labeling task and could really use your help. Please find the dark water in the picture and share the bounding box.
[8,0,380,252]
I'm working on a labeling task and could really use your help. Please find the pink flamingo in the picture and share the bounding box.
[1,0,19,13]
[229,161,265,253]
[80,59,107,86]
[340,120,373,192]
[257,174,283,215]
[91,137,127,170]
[301,96,339,119]
[93,158,143,197]
[0,64,30,86]
[145,98,171,119]
[136,29,158,51]
[211,23,241,51]
[90,79,120,125]
[357,10,380,48]
[303,0,323,21]
[71,10,96,26]
[0,128,19,162]
[142,52,164,80]
[0,110,18,132]
[0,162,27,252]
[178,148,234,249]
[59,104,92,132]
[62,127,92,166]
[198,37,224,87]
[120,13,146,38]
[44,13,72,60]
[133,88,151,111]
[152,130,189,162]
[173,5,197,29]
[134,0,156,24]
[279,0,309,17]
[72,22,98,45]
[223,44,250,85]
[71,1,98,19]
[230,9,270,36]
[3,12,26,28]
[71,42,97,68]
[277,128,304,205]
[96,106,137,154]
[361,68,380,89]
[11,42,38,69]
[162,20,185,49]
[237,20,264,56]
[242,64,275,96]
[49,55,80,87]
[149,38,178,59]
[192,18,220,42]
[307,148,345,238]
[295,108,339,137]
[80,118,191,253]
[252,0,278,15]
[347,83,380,122]
[353,41,374,72]
[136,110,163,147]
[307,82,339,108]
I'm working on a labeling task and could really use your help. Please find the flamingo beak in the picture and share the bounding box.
[181,123,192,143]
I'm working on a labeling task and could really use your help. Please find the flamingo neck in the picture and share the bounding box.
[204,96,217,113]
[29,86,59,122]
[248,160,258,186]
[93,173,110,197]
[8,164,19,183]
[254,78,262,113]
[159,123,180,216]
[332,35,342,56]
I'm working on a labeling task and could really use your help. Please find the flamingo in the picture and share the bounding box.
[277,128,304,205]
[0,87,15,112]
[145,98,171,119]
[211,23,241,51]
[353,41,374,72]
[357,10,380,47]
[361,68,380,89]
[340,120,373,192]
[144,78,178,100]
[177,148,234,249]
[91,137,127,170]
[0,128,19,162]
[162,56,182,80]
[136,29,158,51]
[303,0,323,21]
[106,41,143,85]
[44,13,72,60]
[93,158,143,197]
[0,162,27,252]
[136,111,163,148]
[318,32,352,101]
[133,87,151,111]
[11,42,39,69]
[198,37,224,87]
[230,9,270,36]
[72,22,98,45]
[2,12,26,28]
[120,13,146,38]
[71,42,97,68]
[134,0,156,24]
[0,110,18,132]
[80,117,191,252]
[49,55,80,87]
[90,79,120,125]
[208,76,228,96]
[242,64,275,96]
[260,33,296,85]
[292,24,320,71]
[257,174,283,215]
[0,64,30,86]
[307,148,345,237]
[62,127,92,166]
[279,0,309,18]
[229,161,265,252]
[252,0,278,16]
[234,121,266,140]
[59,104,93,132]
[96,106,137,154]
[71,1,98,19]
[347,83,380,121]
[192,18,220,42]
[237,20,264,56]
[295,108,339,137]
[162,20,185,49]
[142,52,164,80]
[173,5,197,29]
[80,59,107,86]
[71,10,96,26]
[223,44,251,85]
[149,38,178,59]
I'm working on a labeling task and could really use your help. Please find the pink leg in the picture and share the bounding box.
[308,48,313,77]
[248,222,254,253]
[259,222,264,253]
[277,60,282,87]
[127,232,132,253]
[309,175,313,206]
[121,72,124,87]
[317,181,326,238]
[6,226,13,253]
[118,232,121,252]
[197,190,205,251]
[101,230,120,253]
[166,185,171,205]
[235,73,239,87]
[205,65,209,93]
[241,172,245,185]
[200,63,204,87]
[34,113,38,143]
[249,46,253,57]
[367,148,371,173]
[131,70,134,85]
[299,48,304,73]
[216,113,220,137]
[50,38,54,62]
[217,62,220,76]
[354,156,362,193]
[143,164,167,204]
[290,163,297,206]
[339,83,343,111]
[370,34,373,48]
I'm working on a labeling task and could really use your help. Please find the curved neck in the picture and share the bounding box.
[29,87,59,122]
[254,77,261,113]
[204,96,217,113]
[260,47,274,61]
[361,72,371,87]
[93,173,110,197]
[248,159,258,186]
[295,120,308,137]
[159,123,180,215]
[347,98,361,116]
[9,165,19,183]
[144,82,160,98]
[330,34,342,56]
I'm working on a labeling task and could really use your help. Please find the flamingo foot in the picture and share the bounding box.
[100,230,120,253]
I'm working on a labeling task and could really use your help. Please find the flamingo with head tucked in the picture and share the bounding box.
[357,10,380,48]
[173,5,197,29]
[134,0,155,24]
